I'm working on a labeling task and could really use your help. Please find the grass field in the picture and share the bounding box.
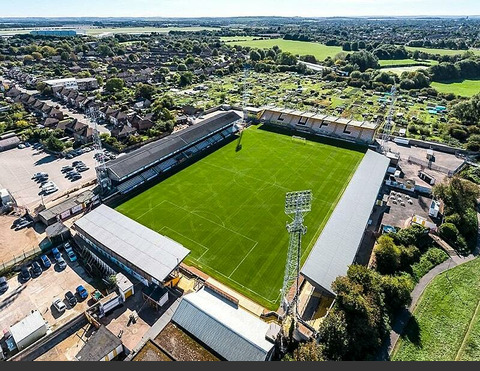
[116,126,364,309]
[431,80,480,97]
[86,27,219,36]
[393,258,480,361]
[378,59,436,67]
[222,38,345,61]
[405,46,480,56]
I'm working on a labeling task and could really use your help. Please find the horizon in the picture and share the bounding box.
[0,0,478,18]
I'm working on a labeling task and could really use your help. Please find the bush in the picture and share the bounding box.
[411,248,449,281]
[374,236,401,275]
[439,222,460,243]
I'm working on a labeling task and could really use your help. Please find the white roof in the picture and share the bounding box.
[172,288,274,361]
[301,150,390,295]
[9,311,46,343]
[44,77,76,85]
[74,204,190,283]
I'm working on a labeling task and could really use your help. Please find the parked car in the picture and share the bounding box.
[31,261,42,277]
[52,298,66,313]
[12,217,26,228]
[71,174,82,181]
[52,247,61,262]
[64,246,77,262]
[40,254,51,269]
[20,266,31,282]
[65,291,77,307]
[57,257,67,270]
[72,161,84,167]
[76,165,89,172]
[17,144,26,149]
[15,219,33,231]
[44,186,58,195]
[0,277,8,294]
[76,285,88,300]
[24,142,31,147]
[61,166,74,173]
[32,172,48,180]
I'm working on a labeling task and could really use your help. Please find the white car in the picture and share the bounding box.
[44,187,58,195]
[42,182,56,191]
[52,298,66,313]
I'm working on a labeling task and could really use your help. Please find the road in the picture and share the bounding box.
[298,61,325,72]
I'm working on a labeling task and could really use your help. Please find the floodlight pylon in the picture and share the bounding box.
[280,190,312,317]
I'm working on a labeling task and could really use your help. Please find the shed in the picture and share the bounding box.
[45,222,71,245]
[9,310,47,351]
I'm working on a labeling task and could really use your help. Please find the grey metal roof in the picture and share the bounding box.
[38,189,94,222]
[106,111,242,182]
[172,288,274,361]
[74,204,190,283]
[75,326,122,361]
[9,311,46,344]
[0,136,20,149]
[301,150,389,295]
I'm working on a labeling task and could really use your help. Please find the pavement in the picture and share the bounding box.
[0,146,97,208]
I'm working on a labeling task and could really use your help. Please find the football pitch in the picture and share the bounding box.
[116,126,365,309]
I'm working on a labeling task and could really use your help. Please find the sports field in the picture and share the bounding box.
[431,80,480,97]
[222,38,345,61]
[116,126,364,309]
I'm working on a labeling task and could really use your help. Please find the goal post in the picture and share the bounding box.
[292,135,307,144]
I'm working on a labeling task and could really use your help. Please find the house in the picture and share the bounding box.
[111,125,137,139]
[43,117,60,128]
[74,125,94,144]
[129,114,154,132]
[77,77,99,91]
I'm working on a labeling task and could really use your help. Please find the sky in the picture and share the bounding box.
[0,0,478,18]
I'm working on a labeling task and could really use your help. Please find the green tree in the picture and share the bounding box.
[45,135,65,152]
[105,78,125,93]
[178,72,194,87]
[135,83,156,100]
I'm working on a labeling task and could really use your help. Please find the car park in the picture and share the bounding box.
[76,285,88,300]
[20,266,31,282]
[52,247,61,262]
[52,298,66,313]
[0,277,8,294]
[65,291,77,307]
[40,254,51,269]
[31,261,42,277]
[57,257,67,270]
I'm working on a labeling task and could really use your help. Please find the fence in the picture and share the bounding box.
[407,156,456,177]
[0,246,42,274]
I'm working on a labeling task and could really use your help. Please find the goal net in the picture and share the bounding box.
[292,135,307,144]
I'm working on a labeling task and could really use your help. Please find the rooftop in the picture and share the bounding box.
[9,310,46,343]
[75,326,122,361]
[301,150,390,295]
[106,110,242,182]
[172,287,274,361]
[74,204,190,283]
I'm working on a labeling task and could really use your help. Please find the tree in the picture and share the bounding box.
[289,341,326,361]
[178,72,194,87]
[374,235,401,275]
[276,52,297,66]
[45,135,65,152]
[60,51,70,61]
[135,83,156,100]
[177,63,188,71]
[347,51,379,72]
[105,78,125,93]
[318,311,349,360]
[249,50,261,61]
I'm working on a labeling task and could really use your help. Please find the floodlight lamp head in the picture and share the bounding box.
[285,190,312,214]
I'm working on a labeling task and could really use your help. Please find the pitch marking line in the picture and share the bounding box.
[228,241,258,278]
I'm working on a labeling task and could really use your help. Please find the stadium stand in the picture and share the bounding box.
[260,107,379,144]
[106,111,242,194]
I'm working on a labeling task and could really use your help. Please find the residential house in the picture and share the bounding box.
[111,125,137,140]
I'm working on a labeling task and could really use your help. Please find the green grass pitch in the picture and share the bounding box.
[116,126,365,309]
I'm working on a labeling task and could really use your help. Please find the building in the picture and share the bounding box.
[172,287,278,361]
[75,326,123,361]
[44,77,78,90]
[301,150,390,296]
[9,311,47,351]
[30,30,79,37]
[260,107,379,144]
[73,204,190,286]
[105,110,242,195]
[0,135,20,152]
[38,189,97,226]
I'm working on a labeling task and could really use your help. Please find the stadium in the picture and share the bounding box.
[105,107,389,310]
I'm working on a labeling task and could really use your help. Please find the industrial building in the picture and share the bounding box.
[9,311,48,351]
[105,110,242,194]
[301,150,390,296]
[260,107,379,144]
[172,287,279,361]
[73,204,190,286]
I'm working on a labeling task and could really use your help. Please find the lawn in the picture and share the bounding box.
[405,46,480,56]
[393,257,480,361]
[431,80,480,97]
[116,125,364,309]
[223,38,345,61]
